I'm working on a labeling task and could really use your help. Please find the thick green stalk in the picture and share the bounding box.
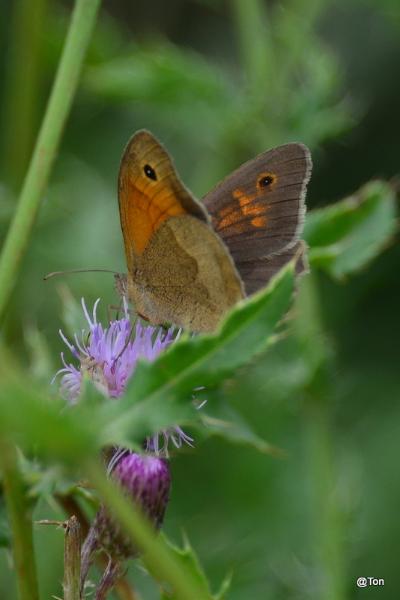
[86,461,211,600]
[296,274,346,600]
[1,0,48,189]
[0,439,39,600]
[0,0,101,321]
[232,0,274,100]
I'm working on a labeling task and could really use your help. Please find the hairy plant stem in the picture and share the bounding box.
[63,516,81,600]
[0,439,39,600]
[0,0,101,322]
[57,493,137,600]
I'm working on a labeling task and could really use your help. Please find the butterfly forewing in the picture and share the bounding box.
[203,143,311,295]
[117,129,244,332]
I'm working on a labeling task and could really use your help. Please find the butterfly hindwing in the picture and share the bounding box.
[235,241,308,295]
[203,143,311,294]
[203,144,311,258]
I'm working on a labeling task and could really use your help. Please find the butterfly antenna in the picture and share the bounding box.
[43,268,119,281]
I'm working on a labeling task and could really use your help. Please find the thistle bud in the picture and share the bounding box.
[97,451,171,558]
[80,451,171,595]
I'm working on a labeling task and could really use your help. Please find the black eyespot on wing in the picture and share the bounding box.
[144,164,157,181]
[258,174,274,187]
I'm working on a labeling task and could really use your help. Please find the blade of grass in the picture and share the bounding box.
[1,0,48,190]
[296,274,346,600]
[0,0,101,321]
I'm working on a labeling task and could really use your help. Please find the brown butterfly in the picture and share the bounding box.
[117,130,312,333]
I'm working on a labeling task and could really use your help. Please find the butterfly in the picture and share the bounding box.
[117,130,312,333]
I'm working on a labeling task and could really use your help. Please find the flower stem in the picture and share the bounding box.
[0,0,101,321]
[86,461,211,600]
[63,516,81,600]
[0,439,39,600]
[57,493,138,600]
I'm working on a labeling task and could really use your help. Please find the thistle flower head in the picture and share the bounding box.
[97,450,171,558]
[55,298,175,402]
[54,299,195,455]
[54,298,199,596]
[80,449,171,590]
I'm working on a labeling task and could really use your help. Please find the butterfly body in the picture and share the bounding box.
[118,130,311,332]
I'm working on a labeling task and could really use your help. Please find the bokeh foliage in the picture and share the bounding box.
[0,0,399,599]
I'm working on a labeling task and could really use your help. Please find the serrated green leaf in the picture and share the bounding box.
[150,533,231,600]
[214,571,233,600]
[198,403,282,455]
[0,266,294,463]
[305,180,397,279]
[99,264,295,446]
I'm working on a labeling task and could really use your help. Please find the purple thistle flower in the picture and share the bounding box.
[54,298,175,402]
[54,298,201,597]
[54,298,194,454]
[80,450,171,594]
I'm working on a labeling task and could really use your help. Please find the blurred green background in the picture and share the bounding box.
[0,0,399,598]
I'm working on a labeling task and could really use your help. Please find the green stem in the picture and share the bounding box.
[232,0,273,94]
[1,0,48,190]
[86,461,211,600]
[231,0,277,142]
[305,396,346,600]
[297,274,346,600]
[0,0,101,322]
[0,439,39,600]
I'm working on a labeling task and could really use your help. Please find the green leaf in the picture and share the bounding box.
[0,265,294,462]
[151,533,231,600]
[0,356,99,465]
[100,264,295,447]
[198,402,282,455]
[305,180,397,279]
[84,42,231,106]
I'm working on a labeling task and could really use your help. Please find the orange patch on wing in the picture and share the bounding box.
[217,207,243,230]
[216,187,270,233]
[233,188,256,207]
[120,182,186,255]
[219,205,236,219]
[236,189,269,224]
[251,216,268,228]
